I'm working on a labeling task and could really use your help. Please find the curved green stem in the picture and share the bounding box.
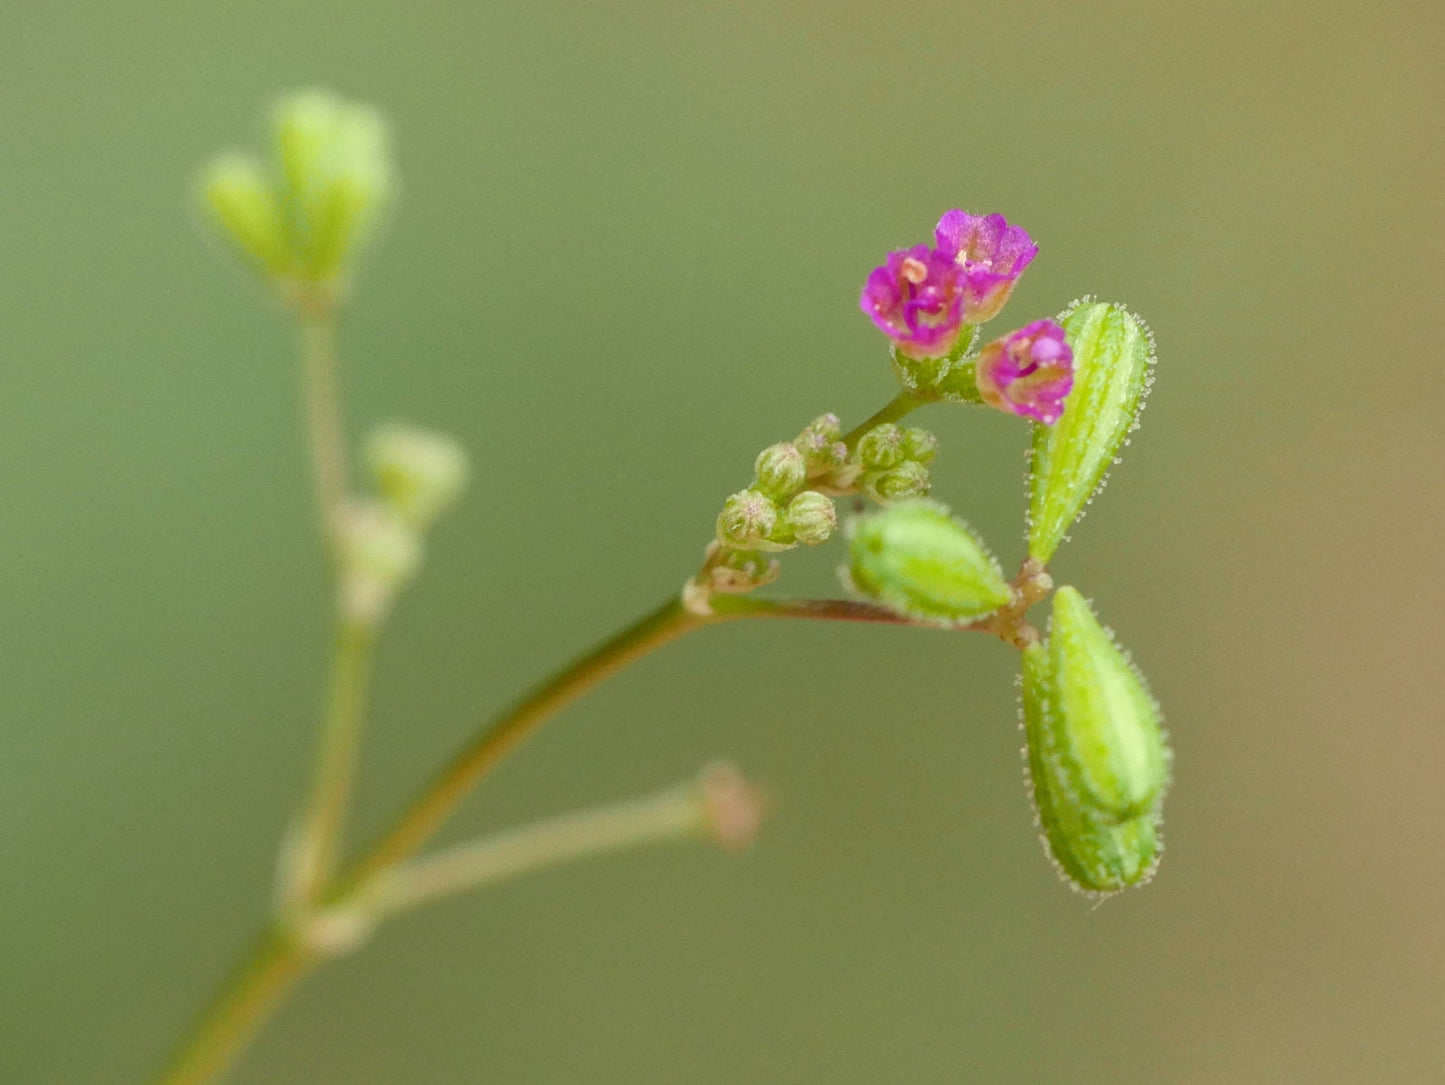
[154,930,317,1085]
[841,389,925,449]
[152,592,965,1085]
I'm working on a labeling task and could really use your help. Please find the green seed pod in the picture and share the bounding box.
[1027,301,1154,562]
[846,499,1011,623]
[753,442,808,501]
[199,153,291,276]
[783,490,837,546]
[1020,642,1161,896]
[1048,587,1169,822]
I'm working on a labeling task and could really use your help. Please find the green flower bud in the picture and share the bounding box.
[1028,301,1154,562]
[199,153,291,276]
[716,489,778,549]
[862,459,930,503]
[274,90,395,280]
[366,423,469,530]
[783,490,837,546]
[753,442,807,501]
[846,499,1011,623]
[857,423,905,469]
[1048,587,1169,822]
[900,427,938,464]
[337,500,423,624]
[1020,642,1161,895]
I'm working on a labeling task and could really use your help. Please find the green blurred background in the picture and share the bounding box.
[3,2,1443,1081]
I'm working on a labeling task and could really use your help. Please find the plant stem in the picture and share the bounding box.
[154,930,317,1085]
[285,618,377,905]
[151,592,969,1085]
[338,598,715,890]
[373,777,714,918]
[298,309,348,544]
[841,389,925,448]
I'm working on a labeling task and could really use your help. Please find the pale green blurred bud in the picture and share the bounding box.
[753,442,807,501]
[857,423,905,469]
[274,90,395,280]
[846,499,1011,623]
[716,489,778,549]
[199,153,291,276]
[1020,642,1161,895]
[337,500,422,624]
[1048,586,1169,822]
[861,459,930,503]
[900,427,938,464]
[793,413,847,472]
[783,490,837,546]
[1028,301,1154,562]
[366,423,469,531]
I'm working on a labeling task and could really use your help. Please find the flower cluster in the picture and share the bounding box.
[860,210,1075,426]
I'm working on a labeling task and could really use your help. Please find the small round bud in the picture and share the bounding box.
[857,423,905,469]
[753,442,807,500]
[367,423,469,530]
[716,489,778,548]
[846,499,1011,623]
[901,427,938,464]
[862,459,930,503]
[783,490,837,546]
[704,548,781,596]
[697,763,769,852]
[793,414,847,471]
[199,153,291,276]
[796,412,842,444]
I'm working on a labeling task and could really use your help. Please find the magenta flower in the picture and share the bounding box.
[975,320,1074,425]
[860,244,967,360]
[933,211,1037,324]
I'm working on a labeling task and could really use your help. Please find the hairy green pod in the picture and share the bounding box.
[1027,301,1153,562]
[1049,587,1169,822]
[846,499,1011,623]
[1021,642,1161,895]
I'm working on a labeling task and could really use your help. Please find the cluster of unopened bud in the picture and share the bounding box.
[854,423,936,503]
[337,423,468,624]
[715,437,839,554]
[200,89,394,302]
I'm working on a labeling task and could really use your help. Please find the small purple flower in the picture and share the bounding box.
[933,211,1038,324]
[975,320,1074,425]
[860,245,967,360]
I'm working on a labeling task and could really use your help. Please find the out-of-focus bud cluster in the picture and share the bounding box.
[338,423,468,624]
[845,499,1012,624]
[199,89,395,302]
[1020,587,1169,895]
